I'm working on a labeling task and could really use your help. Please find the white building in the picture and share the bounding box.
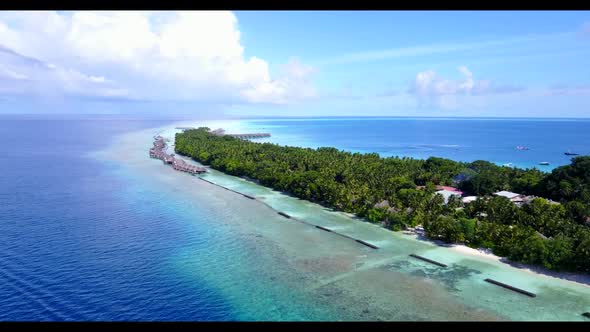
[493,191,526,206]
[493,191,522,199]
[462,196,478,204]
[436,189,462,204]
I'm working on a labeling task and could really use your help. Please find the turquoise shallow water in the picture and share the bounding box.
[143,123,590,321]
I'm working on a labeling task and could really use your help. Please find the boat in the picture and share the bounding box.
[564,150,579,156]
[516,146,529,151]
[538,162,550,165]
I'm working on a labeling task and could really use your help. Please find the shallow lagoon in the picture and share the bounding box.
[99,122,590,321]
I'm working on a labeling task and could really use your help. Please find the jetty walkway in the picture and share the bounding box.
[176,127,271,140]
[228,133,271,139]
[149,136,206,175]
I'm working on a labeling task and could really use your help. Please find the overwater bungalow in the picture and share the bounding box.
[149,136,206,174]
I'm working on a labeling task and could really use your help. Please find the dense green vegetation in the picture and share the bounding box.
[175,128,590,273]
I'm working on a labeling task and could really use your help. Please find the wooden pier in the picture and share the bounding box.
[149,137,206,175]
[228,133,271,139]
[204,127,270,139]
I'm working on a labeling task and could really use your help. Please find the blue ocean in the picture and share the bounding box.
[241,117,590,171]
[1,115,590,321]
[0,116,239,320]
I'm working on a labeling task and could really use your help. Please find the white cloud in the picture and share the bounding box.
[0,11,316,104]
[241,58,318,104]
[0,45,129,99]
[408,66,524,109]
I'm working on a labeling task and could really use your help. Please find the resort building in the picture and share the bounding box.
[435,185,463,194]
[416,185,463,193]
[436,189,463,204]
[493,190,522,200]
[462,196,478,204]
[374,200,390,209]
[493,190,528,206]
[416,185,464,205]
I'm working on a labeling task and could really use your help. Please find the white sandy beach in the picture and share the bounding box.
[447,244,502,263]
[415,232,590,289]
[402,227,590,290]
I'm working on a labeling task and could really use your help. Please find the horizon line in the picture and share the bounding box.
[3,113,590,120]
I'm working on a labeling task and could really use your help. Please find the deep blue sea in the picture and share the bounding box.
[0,116,238,321]
[1,115,590,321]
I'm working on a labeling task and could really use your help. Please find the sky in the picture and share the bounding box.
[0,11,589,118]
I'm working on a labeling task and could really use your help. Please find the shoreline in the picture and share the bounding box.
[163,123,590,293]
[403,230,590,289]
[183,159,590,290]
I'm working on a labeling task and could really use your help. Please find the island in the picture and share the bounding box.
[174,127,590,274]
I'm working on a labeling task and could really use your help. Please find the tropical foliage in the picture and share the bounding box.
[175,128,590,273]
